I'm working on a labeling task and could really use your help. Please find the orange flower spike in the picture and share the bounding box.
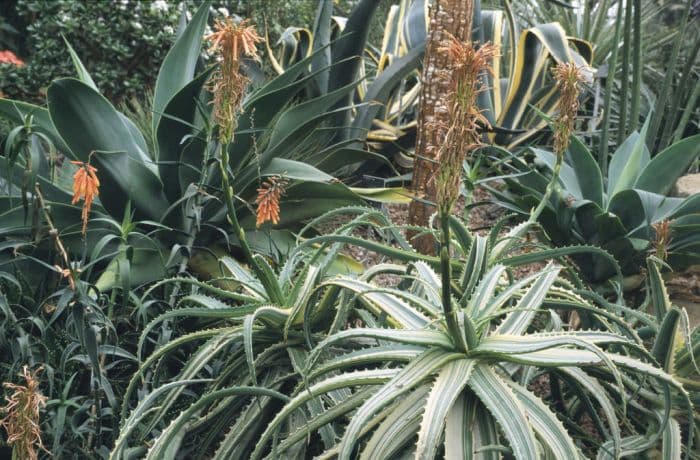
[70,161,100,235]
[255,176,288,228]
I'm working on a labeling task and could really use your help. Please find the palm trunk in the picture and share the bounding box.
[408,0,474,254]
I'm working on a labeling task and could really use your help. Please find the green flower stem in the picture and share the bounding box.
[528,150,564,226]
[439,210,467,352]
[219,143,283,305]
[493,145,565,261]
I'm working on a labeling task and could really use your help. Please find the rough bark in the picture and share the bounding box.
[408,0,474,254]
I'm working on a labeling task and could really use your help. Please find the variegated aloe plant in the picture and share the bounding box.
[245,211,693,459]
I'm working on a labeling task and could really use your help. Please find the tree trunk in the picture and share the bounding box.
[408,0,474,254]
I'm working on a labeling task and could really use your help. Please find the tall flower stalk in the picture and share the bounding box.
[491,62,585,265]
[207,18,284,303]
[528,62,584,225]
[433,36,497,351]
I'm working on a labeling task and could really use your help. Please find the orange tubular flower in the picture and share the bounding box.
[206,18,264,143]
[255,176,288,228]
[71,160,100,235]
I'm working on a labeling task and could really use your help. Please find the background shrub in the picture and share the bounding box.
[0,0,181,103]
[0,0,385,105]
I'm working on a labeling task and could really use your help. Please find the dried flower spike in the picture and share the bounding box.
[71,160,100,235]
[552,62,585,157]
[0,366,47,460]
[206,18,264,143]
[434,36,498,215]
[255,176,288,227]
[652,219,672,261]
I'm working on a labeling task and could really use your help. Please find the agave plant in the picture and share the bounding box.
[513,0,700,155]
[269,0,594,172]
[0,2,407,290]
[490,125,700,284]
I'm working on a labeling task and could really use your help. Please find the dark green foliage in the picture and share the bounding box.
[1,0,181,104]
[490,130,700,284]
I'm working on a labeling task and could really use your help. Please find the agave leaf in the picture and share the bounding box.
[350,41,426,141]
[261,158,333,182]
[152,1,209,135]
[635,134,700,195]
[63,36,97,90]
[566,136,604,206]
[94,246,170,292]
[157,68,212,202]
[402,0,428,49]
[47,79,170,221]
[256,81,361,169]
[311,0,333,95]
[607,121,650,202]
[349,186,413,203]
[329,0,380,94]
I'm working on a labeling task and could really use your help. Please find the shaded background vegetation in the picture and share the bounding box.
[0,0,389,103]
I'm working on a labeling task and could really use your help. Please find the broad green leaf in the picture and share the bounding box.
[156,68,212,202]
[152,1,209,134]
[635,134,700,195]
[47,79,170,221]
[607,121,650,202]
[63,36,97,89]
[261,158,333,182]
[566,136,604,205]
[349,186,413,203]
[311,0,333,94]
